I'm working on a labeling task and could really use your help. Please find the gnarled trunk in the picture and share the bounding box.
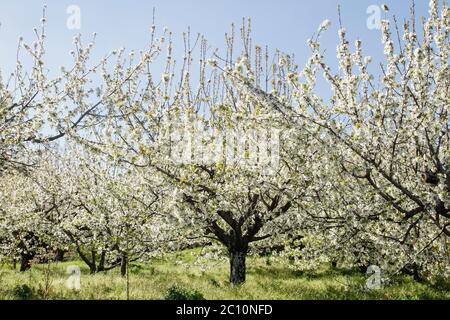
[202,196,289,286]
[229,250,247,286]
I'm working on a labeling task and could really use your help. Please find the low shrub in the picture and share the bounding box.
[164,285,205,300]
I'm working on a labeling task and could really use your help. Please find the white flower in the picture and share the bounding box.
[162,73,170,83]
[206,59,218,67]
[319,19,331,32]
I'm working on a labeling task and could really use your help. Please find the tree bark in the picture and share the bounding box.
[97,250,106,272]
[90,250,97,274]
[19,252,34,272]
[120,253,128,277]
[54,249,65,262]
[229,250,247,286]
[402,263,423,282]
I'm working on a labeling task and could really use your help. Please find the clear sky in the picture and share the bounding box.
[0,1,430,86]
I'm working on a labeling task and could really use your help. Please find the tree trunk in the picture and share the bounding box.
[402,263,423,282]
[229,250,247,286]
[76,247,97,274]
[54,249,65,262]
[19,252,34,272]
[90,250,97,274]
[120,253,128,277]
[97,250,106,272]
[413,264,422,282]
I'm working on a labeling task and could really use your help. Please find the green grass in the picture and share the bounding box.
[0,249,448,300]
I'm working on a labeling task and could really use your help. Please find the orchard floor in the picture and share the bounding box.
[0,249,448,300]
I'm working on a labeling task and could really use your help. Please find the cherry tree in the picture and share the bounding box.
[0,8,111,173]
[0,11,171,273]
[0,151,69,271]
[85,23,321,285]
[39,147,168,275]
[230,1,449,279]
[1,0,447,286]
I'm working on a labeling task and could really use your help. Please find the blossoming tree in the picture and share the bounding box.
[231,1,449,279]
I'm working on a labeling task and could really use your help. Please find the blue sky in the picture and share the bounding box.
[0,1,430,87]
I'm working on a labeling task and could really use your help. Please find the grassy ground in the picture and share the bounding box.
[0,249,448,300]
